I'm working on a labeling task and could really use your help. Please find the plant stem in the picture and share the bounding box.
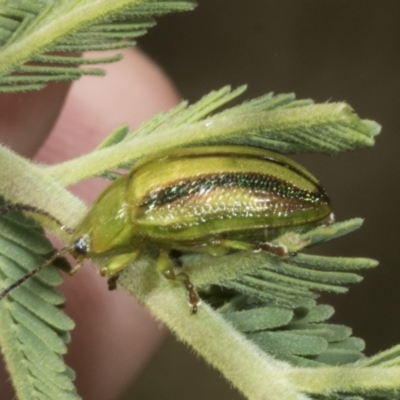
[118,258,311,400]
[0,145,86,229]
[287,367,400,395]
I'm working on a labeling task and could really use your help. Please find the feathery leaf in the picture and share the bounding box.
[177,219,376,367]
[0,198,78,400]
[0,0,196,92]
[44,86,381,186]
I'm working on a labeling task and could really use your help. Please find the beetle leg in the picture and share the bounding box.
[255,241,289,257]
[68,261,83,276]
[206,237,252,256]
[207,238,289,257]
[157,249,200,314]
[207,237,230,256]
[100,250,141,291]
[107,274,120,291]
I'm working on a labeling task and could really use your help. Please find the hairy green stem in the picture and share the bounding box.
[287,367,400,394]
[118,258,311,400]
[119,256,400,399]
[0,146,86,229]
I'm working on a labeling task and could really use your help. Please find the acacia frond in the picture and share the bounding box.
[179,219,376,368]
[45,86,380,186]
[0,198,77,400]
[0,0,195,92]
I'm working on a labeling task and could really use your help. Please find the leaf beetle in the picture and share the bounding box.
[0,145,332,312]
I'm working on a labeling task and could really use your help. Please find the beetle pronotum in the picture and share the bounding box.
[0,145,332,312]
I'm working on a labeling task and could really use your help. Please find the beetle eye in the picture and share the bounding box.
[73,237,88,255]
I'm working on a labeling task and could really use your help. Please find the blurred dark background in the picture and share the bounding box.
[122,1,400,399]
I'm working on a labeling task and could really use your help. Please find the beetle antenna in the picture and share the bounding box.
[0,246,74,301]
[0,203,74,234]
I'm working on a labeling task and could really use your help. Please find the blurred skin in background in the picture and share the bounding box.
[0,48,179,400]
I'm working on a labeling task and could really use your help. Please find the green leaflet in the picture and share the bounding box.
[0,201,78,400]
[44,86,381,187]
[186,219,376,368]
[221,301,367,367]
[0,0,196,92]
[359,344,400,367]
[95,124,129,150]
[222,306,294,332]
[291,305,335,324]
[248,331,328,356]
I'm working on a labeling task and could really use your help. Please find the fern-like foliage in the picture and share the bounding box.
[186,219,376,368]
[72,86,380,183]
[0,86,390,400]
[0,0,195,92]
[361,344,400,368]
[110,86,380,155]
[0,198,77,400]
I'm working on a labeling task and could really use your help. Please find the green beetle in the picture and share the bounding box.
[0,145,332,312]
